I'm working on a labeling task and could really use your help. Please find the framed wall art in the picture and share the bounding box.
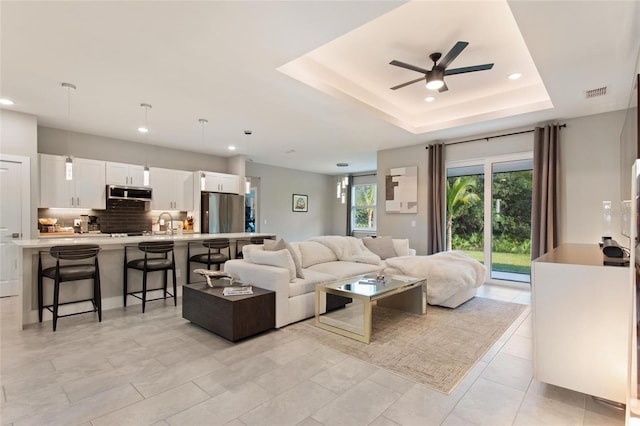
[292,194,308,212]
[385,166,418,213]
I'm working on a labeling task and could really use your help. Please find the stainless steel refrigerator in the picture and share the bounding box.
[200,192,245,234]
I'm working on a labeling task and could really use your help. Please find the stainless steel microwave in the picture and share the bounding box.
[106,185,152,201]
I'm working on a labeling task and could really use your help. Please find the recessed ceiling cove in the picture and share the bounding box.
[278,0,552,135]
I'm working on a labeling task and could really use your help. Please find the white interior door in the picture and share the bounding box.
[0,159,23,296]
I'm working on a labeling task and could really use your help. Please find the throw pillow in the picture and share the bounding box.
[264,238,286,252]
[362,236,397,260]
[265,238,305,279]
[244,248,296,282]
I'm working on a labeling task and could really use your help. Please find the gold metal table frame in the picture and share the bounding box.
[314,274,426,344]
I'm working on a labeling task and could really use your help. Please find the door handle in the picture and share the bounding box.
[11,233,20,239]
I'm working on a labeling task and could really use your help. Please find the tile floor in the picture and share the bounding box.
[0,284,625,426]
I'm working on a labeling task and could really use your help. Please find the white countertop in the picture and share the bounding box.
[533,243,628,267]
[13,232,275,249]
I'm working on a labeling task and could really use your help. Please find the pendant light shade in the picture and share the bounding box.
[61,82,76,181]
[199,119,208,191]
[244,130,252,194]
[65,155,73,181]
[337,176,349,204]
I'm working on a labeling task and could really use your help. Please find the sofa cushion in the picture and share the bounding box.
[288,269,336,298]
[265,238,305,279]
[298,241,338,268]
[244,248,296,282]
[362,236,397,260]
[306,261,383,279]
[392,239,411,257]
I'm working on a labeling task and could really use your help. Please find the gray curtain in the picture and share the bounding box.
[427,143,446,254]
[531,124,560,259]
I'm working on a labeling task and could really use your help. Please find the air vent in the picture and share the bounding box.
[585,86,607,99]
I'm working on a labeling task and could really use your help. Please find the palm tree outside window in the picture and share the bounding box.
[352,184,377,231]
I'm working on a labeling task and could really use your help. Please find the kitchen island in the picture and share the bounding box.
[13,232,275,329]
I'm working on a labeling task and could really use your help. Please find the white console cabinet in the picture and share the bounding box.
[532,244,631,403]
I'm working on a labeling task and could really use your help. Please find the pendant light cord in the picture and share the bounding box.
[61,82,76,158]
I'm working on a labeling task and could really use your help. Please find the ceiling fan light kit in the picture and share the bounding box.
[390,41,494,93]
[426,68,445,90]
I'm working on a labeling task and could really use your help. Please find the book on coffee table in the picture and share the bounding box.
[223,286,253,296]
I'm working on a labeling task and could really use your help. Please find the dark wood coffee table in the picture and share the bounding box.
[182,281,275,342]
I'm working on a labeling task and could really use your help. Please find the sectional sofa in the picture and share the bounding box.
[224,236,415,328]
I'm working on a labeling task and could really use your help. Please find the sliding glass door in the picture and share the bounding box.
[447,154,533,284]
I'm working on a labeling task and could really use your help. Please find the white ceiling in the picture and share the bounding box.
[1,1,639,175]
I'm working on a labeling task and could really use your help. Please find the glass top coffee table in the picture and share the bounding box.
[314,274,426,344]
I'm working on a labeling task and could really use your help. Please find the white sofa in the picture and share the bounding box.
[224,236,415,328]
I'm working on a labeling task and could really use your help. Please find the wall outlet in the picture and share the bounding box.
[264,219,267,225]
[411,220,416,227]
[176,269,181,278]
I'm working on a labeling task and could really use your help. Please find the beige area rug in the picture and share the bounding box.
[285,297,527,394]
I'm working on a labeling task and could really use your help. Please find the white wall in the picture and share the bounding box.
[0,110,39,237]
[560,110,627,244]
[377,110,628,254]
[377,145,429,254]
[38,126,228,173]
[246,162,338,241]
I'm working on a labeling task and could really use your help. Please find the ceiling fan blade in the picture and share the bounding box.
[390,76,425,90]
[438,82,449,93]
[389,60,431,75]
[444,63,494,76]
[437,41,469,70]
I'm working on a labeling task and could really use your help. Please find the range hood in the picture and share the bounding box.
[106,185,152,202]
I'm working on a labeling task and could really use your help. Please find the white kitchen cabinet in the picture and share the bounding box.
[149,167,194,211]
[39,154,106,209]
[532,244,631,403]
[202,171,240,194]
[106,161,146,186]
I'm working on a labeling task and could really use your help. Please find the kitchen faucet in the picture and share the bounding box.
[158,212,174,235]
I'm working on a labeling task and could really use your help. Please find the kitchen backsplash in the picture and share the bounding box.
[38,200,187,234]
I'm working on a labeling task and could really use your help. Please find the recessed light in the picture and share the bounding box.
[508,73,522,80]
[228,145,236,151]
[0,98,14,106]
[424,96,435,102]
[137,127,149,133]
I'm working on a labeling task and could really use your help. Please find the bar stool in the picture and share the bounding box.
[38,244,102,331]
[187,238,230,283]
[235,236,271,259]
[124,241,176,313]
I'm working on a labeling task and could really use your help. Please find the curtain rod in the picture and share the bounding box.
[425,123,566,149]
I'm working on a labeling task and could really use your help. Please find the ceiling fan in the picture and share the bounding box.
[389,41,494,92]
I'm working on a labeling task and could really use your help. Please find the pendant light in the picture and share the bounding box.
[139,103,152,186]
[199,118,208,191]
[244,130,252,194]
[341,176,349,204]
[61,82,76,180]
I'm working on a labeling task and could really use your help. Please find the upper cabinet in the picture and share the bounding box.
[202,171,240,194]
[106,162,146,186]
[39,154,106,209]
[149,167,194,211]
